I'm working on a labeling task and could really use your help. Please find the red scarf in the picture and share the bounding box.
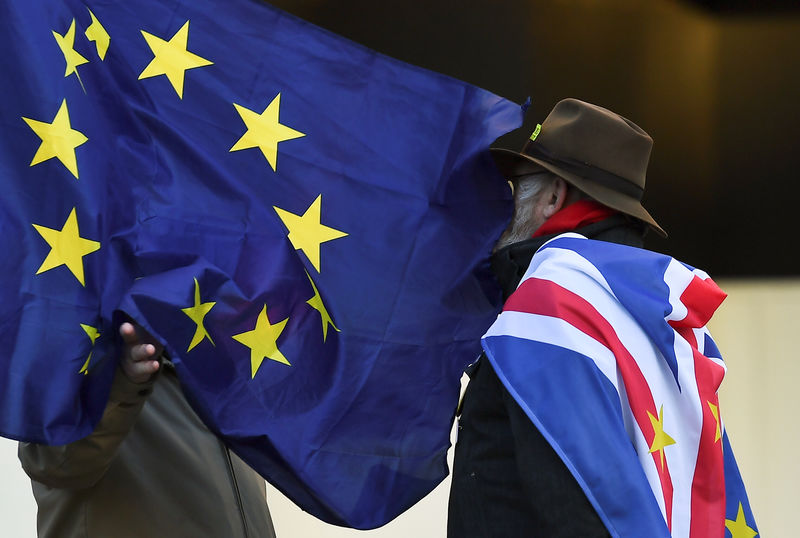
[532,200,617,238]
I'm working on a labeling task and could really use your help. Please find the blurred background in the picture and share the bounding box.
[272,0,800,276]
[2,0,797,535]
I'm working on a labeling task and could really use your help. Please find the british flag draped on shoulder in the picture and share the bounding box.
[482,233,758,538]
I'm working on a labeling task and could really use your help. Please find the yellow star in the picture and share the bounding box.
[85,9,110,60]
[230,94,305,171]
[305,271,339,342]
[138,20,212,98]
[79,324,100,375]
[273,195,347,273]
[708,400,722,443]
[52,19,89,78]
[79,352,93,375]
[181,278,216,352]
[647,404,677,471]
[22,99,88,179]
[32,208,100,286]
[81,323,101,346]
[725,502,757,538]
[232,305,290,378]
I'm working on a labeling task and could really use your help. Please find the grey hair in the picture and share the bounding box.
[494,172,559,252]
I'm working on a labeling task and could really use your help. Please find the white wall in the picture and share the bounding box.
[0,439,37,537]
[2,279,793,536]
[710,279,799,538]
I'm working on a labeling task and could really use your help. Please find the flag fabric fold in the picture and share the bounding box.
[482,233,757,537]
[0,0,522,528]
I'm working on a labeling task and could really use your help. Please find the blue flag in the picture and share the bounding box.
[0,0,521,528]
[483,234,757,537]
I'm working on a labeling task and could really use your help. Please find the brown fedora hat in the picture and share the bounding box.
[491,98,666,237]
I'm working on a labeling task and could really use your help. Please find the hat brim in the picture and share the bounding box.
[490,148,667,238]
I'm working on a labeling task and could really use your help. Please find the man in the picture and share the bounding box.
[19,322,276,538]
[449,98,758,537]
[448,98,665,536]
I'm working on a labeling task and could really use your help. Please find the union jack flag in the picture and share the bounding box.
[482,233,758,537]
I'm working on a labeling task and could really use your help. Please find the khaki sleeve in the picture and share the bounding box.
[18,366,157,490]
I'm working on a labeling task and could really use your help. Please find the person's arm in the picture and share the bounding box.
[18,323,162,490]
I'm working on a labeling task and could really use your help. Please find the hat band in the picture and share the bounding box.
[521,142,644,201]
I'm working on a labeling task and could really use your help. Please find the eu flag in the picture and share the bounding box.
[0,0,521,528]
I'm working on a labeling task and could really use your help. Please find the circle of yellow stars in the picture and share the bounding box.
[274,195,348,273]
[138,20,213,99]
[305,271,339,342]
[23,99,87,179]
[52,19,88,80]
[182,271,341,379]
[85,10,110,59]
[230,93,306,171]
[181,278,216,352]
[79,323,101,375]
[26,14,346,380]
[32,208,100,286]
[233,305,290,378]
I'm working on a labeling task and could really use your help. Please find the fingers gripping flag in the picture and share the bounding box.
[482,234,758,537]
[0,0,522,528]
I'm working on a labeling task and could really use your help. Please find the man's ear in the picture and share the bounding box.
[542,178,569,219]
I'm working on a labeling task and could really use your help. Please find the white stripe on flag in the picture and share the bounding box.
[486,310,620,393]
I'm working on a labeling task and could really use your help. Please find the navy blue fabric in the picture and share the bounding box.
[0,0,522,527]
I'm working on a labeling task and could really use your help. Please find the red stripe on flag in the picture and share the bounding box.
[669,276,727,538]
[670,273,727,330]
[507,277,675,529]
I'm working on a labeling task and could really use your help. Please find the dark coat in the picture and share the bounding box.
[19,362,276,538]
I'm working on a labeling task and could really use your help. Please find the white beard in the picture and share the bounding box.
[494,211,544,251]
[493,175,553,252]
